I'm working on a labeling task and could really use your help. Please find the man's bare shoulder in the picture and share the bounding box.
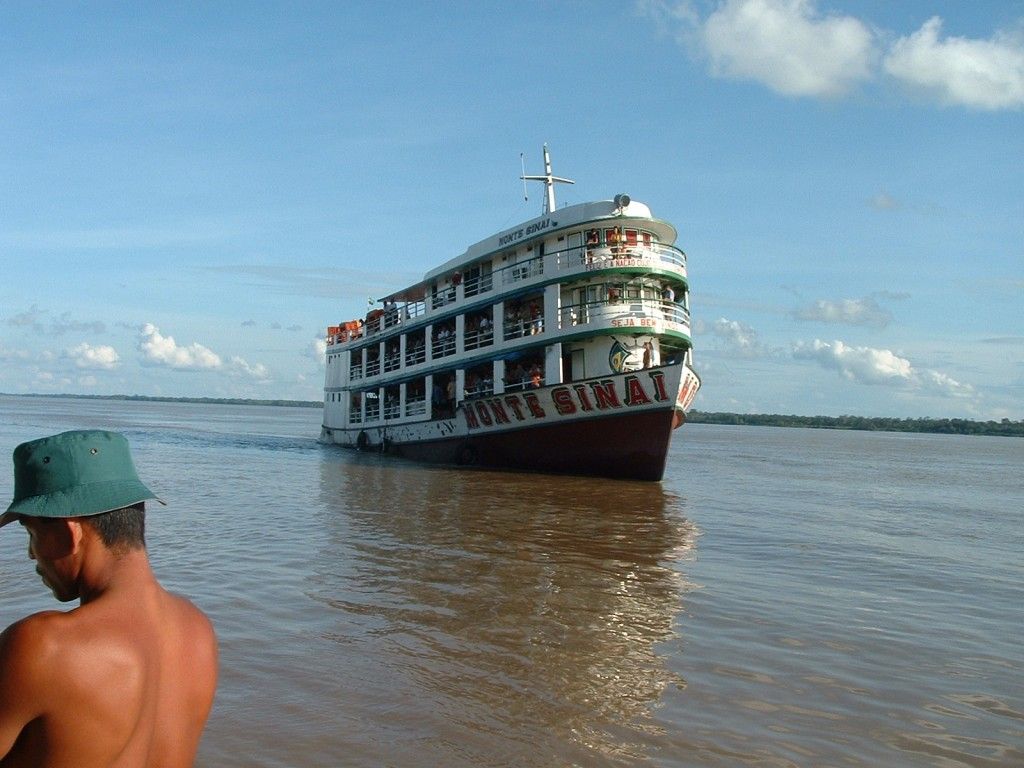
[0,610,77,729]
[164,591,216,637]
[155,590,218,679]
[0,610,75,670]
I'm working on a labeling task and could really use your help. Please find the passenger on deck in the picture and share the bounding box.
[529,301,542,335]
[585,229,599,263]
[608,227,622,256]
[529,363,543,388]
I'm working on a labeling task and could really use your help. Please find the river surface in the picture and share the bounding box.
[0,395,1021,767]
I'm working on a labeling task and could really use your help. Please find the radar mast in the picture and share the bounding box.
[521,144,574,214]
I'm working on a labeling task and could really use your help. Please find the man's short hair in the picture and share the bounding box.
[84,502,146,551]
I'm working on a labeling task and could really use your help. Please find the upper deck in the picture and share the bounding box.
[326,198,688,351]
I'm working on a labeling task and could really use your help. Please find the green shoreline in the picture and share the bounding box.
[685,411,1023,437]
[4,392,1021,437]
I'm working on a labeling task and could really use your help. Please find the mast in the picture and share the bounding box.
[521,144,575,214]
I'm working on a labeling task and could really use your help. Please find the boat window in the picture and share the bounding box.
[605,227,624,255]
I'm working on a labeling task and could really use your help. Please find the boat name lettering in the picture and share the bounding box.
[465,371,670,430]
[586,257,653,271]
[611,318,657,328]
[497,217,551,247]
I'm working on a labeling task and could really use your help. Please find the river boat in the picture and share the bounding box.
[319,147,700,481]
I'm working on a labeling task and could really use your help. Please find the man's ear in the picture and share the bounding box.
[61,519,85,555]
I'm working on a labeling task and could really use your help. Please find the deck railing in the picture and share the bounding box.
[431,337,456,358]
[405,346,426,367]
[463,273,493,297]
[558,298,690,330]
[405,396,427,417]
[431,288,457,309]
[500,254,544,286]
[553,242,687,273]
[464,327,494,351]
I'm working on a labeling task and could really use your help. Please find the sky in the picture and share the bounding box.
[1,1,1021,419]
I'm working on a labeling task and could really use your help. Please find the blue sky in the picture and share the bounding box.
[1,1,1021,419]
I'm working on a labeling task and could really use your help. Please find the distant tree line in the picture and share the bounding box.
[686,411,1024,437]
[5,394,1021,437]
[8,393,322,409]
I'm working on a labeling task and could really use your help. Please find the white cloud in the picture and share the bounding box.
[716,315,765,358]
[793,297,892,328]
[0,345,31,361]
[51,313,106,336]
[307,338,328,366]
[643,3,1024,111]
[138,323,222,370]
[794,339,911,384]
[918,369,975,399]
[699,0,875,97]
[870,191,900,211]
[68,342,120,370]
[793,339,976,399]
[230,356,269,380]
[6,306,106,336]
[7,305,46,333]
[884,17,1024,110]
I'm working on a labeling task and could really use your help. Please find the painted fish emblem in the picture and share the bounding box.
[608,339,630,373]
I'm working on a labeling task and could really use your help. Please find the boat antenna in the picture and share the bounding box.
[520,153,529,201]
[520,144,574,214]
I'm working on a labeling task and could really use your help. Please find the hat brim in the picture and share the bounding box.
[1,479,165,529]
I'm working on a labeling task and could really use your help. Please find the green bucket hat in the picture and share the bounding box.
[1,430,163,528]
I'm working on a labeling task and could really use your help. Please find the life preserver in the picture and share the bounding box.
[457,443,477,466]
[356,431,369,451]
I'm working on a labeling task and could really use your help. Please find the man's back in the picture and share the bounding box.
[0,555,217,768]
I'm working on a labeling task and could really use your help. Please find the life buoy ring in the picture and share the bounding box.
[356,431,369,451]
[457,443,477,466]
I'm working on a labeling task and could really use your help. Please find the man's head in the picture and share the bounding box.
[19,503,147,601]
[4,430,161,601]
[2,429,161,528]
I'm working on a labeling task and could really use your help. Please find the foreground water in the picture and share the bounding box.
[0,395,1021,767]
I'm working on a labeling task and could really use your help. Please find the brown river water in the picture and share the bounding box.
[0,395,1021,766]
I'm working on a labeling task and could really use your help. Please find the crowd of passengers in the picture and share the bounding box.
[461,360,544,400]
[504,300,543,338]
[432,325,456,353]
[405,335,426,359]
[464,314,493,339]
[504,361,544,391]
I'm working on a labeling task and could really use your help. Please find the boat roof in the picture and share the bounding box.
[380,199,678,304]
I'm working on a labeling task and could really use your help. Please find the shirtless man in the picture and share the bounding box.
[0,430,217,767]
